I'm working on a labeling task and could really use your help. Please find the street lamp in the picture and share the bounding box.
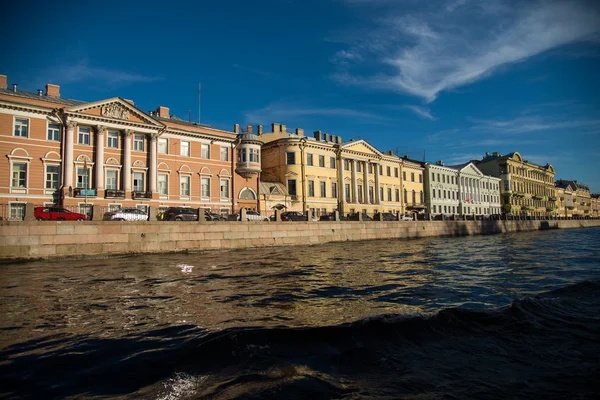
[83,159,89,216]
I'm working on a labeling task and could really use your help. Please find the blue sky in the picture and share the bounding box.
[3,0,600,190]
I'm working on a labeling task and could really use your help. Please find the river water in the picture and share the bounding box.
[1,228,600,399]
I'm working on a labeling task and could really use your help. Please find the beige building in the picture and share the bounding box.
[556,180,593,218]
[475,152,556,216]
[258,123,424,218]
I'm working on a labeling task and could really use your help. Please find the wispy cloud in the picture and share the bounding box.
[403,105,436,120]
[244,102,389,124]
[52,59,160,86]
[333,0,600,102]
[468,116,600,134]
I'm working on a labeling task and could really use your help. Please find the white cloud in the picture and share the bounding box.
[333,0,600,102]
[469,116,600,134]
[54,59,160,86]
[403,105,436,120]
[244,102,388,124]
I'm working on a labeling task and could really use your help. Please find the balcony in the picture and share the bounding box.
[548,196,557,201]
[406,203,426,210]
[533,195,545,200]
[132,191,152,199]
[74,188,97,197]
[105,190,125,198]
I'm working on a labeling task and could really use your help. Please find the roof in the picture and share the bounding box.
[555,179,590,191]
[0,87,86,106]
[259,181,289,196]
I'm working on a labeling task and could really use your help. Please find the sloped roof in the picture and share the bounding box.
[259,181,289,196]
[0,87,86,106]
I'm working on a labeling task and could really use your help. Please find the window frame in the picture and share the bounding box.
[219,178,229,199]
[106,169,119,190]
[158,173,169,196]
[220,146,228,161]
[201,177,211,198]
[78,126,91,145]
[286,152,296,165]
[45,165,60,189]
[180,175,191,197]
[107,131,120,148]
[47,122,61,141]
[14,117,29,138]
[133,134,145,152]
[158,138,168,154]
[201,143,210,160]
[180,141,190,157]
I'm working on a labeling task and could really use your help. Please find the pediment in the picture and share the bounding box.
[65,97,164,127]
[460,163,483,177]
[341,140,382,157]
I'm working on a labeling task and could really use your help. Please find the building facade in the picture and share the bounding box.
[475,152,556,216]
[555,180,592,218]
[258,124,425,218]
[0,74,259,219]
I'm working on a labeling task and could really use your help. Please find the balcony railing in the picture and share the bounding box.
[74,188,97,197]
[105,190,125,198]
[132,191,152,199]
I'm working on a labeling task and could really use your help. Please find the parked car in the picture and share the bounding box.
[319,212,349,221]
[160,207,199,221]
[34,206,89,221]
[204,211,227,221]
[348,212,373,221]
[236,210,269,221]
[103,207,148,221]
[400,214,414,221]
[374,212,398,221]
[280,211,307,221]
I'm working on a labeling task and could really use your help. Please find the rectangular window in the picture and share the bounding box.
[9,203,26,220]
[395,168,399,178]
[45,165,60,189]
[286,152,295,165]
[432,173,436,182]
[380,187,384,201]
[180,141,190,156]
[395,189,400,202]
[344,160,350,171]
[330,157,336,169]
[319,155,325,168]
[14,118,29,137]
[368,164,373,174]
[411,172,415,182]
[288,179,297,196]
[180,176,190,196]
[331,182,337,198]
[403,171,407,181]
[76,167,89,189]
[345,184,351,200]
[437,173,440,182]
[220,147,228,161]
[47,123,60,141]
[357,163,362,173]
[357,185,363,203]
[107,131,119,148]
[443,175,446,183]
[379,165,383,175]
[387,166,391,176]
[158,138,168,154]
[201,143,210,159]
[250,148,259,162]
[369,186,374,203]
[419,174,422,183]
[201,177,210,197]
[433,190,436,199]
[307,153,313,166]
[158,174,168,195]
[388,188,392,201]
[12,163,27,187]
[308,180,315,197]
[320,181,326,198]
[106,170,118,190]
[133,172,144,191]
[220,179,229,198]
[134,134,145,151]
[433,205,437,213]
[78,127,90,145]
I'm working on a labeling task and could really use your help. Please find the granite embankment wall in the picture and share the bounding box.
[1,219,599,261]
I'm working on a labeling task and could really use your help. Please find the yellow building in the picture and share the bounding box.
[258,123,424,218]
[556,180,592,218]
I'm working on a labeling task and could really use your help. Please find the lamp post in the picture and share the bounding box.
[83,159,88,215]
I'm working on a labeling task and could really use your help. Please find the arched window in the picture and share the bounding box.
[239,187,256,200]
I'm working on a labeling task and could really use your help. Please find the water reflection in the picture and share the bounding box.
[1,228,600,350]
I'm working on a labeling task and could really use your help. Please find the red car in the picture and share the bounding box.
[34,206,89,221]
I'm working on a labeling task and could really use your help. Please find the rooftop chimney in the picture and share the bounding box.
[157,106,170,118]
[436,160,444,166]
[485,152,490,157]
[12,83,17,92]
[337,136,342,144]
[45,83,60,97]
[296,128,304,137]
[272,123,281,133]
[493,152,500,157]
[246,125,253,134]
[257,125,263,135]
[0,75,7,89]
[281,124,286,133]
[314,130,322,141]
[233,124,240,134]
[324,133,329,142]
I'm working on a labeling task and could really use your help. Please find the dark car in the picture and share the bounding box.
[347,212,373,221]
[373,212,397,221]
[160,207,198,221]
[204,211,227,221]
[34,206,89,221]
[280,211,307,221]
[319,212,349,221]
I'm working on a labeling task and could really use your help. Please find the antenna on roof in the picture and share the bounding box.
[423,150,426,162]
[188,110,191,123]
[197,82,201,124]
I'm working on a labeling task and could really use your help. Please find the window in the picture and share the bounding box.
[395,168,399,178]
[12,163,27,187]
[403,171,407,181]
[307,153,313,166]
[433,205,437,213]
[180,141,190,156]
[369,186,374,203]
[437,173,440,182]
[357,163,362,172]
[345,184,351,200]
[14,118,29,137]
[78,127,90,145]
[420,191,424,203]
[308,180,315,197]
[330,157,336,169]
[47,123,60,141]
[76,167,89,189]
[419,174,422,183]
[220,179,229,198]
[134,134,145,151]
[319,155,325,168]
[388,188,392,201]
[286,152,295,165]
[404,189,408,203]
[432,173,435,182]
[158,138,168,154]
[201,143,210,159]
[412,190,416,203]
[201,177,210,197]
[133,172,144,191]
[411,172,415,182]
[387,166,391,176]
[180,176,190,196]
[107,131,119,148]
[331,182,337,198]
[240,148,247,162]
[380,187,384,201]
[158,174,168,195]
[395,189,400,202]
[249,148,259,162]
[368,164,373,174]
[433,190,436,199]
[45,165,60,189]
[220,147,228,161]
[379,165,383,175]
[320,181,326,197]
[443,175,446,183]
[357,185,363,203]
[288,179,297,196]
[9,203,26,220]
[106,170,118,190]
[344,160,350,170]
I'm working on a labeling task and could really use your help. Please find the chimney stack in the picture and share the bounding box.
[257,125,263,135]
[0,75,6,89]
[296,128,304,137]
[246,125,253,134]
[12,83,17,92]
[157,106,170,118]
[281,124,286,133]
[337,136,342,144]
[233,124,240,133]
[324,133,329,142]
[272,123,281,133]
[45,83,60,97]
[314,130,322,141]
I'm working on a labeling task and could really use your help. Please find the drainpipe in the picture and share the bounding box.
[52,108,67,205]
[231,140,237,215]
[300,137,307,214]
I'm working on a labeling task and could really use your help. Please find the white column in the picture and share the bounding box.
[65,120,76,187]
[96,125,105,190]
[340,157,346,204]
[363,162,369,203]
[149,135,157,193]
[374,163,381,204]
[351,160,358,203]
[123,130,132,192]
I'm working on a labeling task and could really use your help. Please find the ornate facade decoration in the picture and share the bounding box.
[101,103,130,120]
